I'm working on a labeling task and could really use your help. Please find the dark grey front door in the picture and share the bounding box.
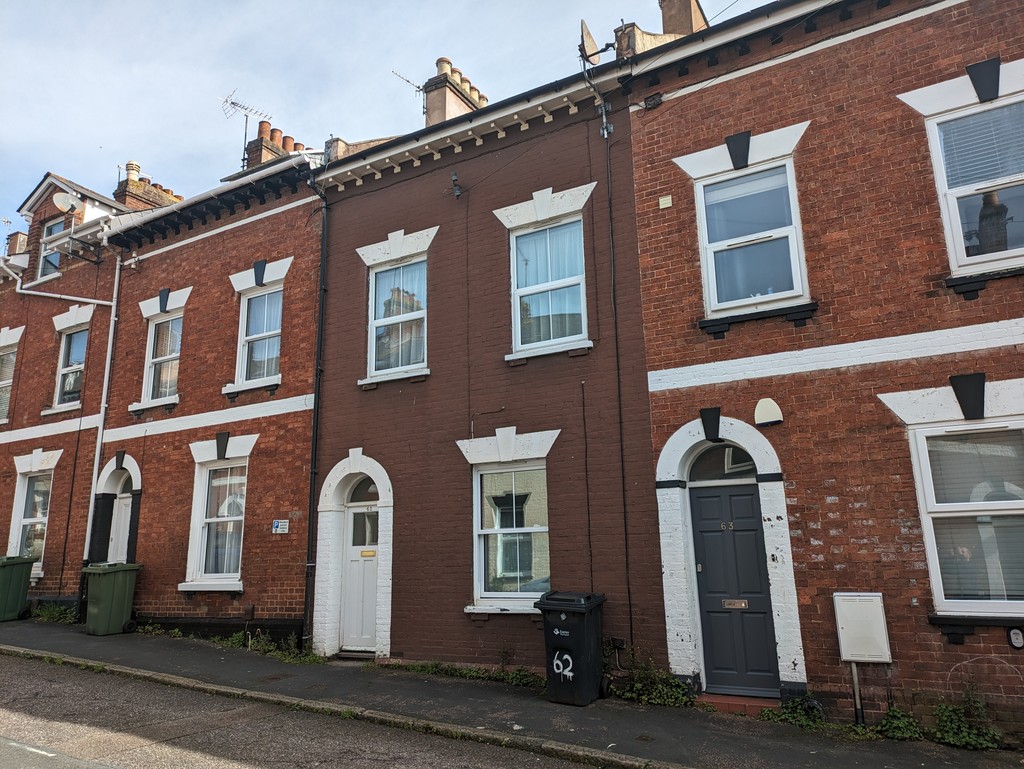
[690,484,780,696]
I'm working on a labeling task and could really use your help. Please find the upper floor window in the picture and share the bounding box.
[56,329,87,406]
[356,226,438,384]
[38,218,64,278]
[224,258,291,395]
[674,122,812,318]
[696,162,807,313]
[132,287,192,412]
[931,97,1024,269]
[494,184,597,360]
[912,421,1024,616]
[0,348,16,421]
[899,57,1024,275]
[370,259,426,374]
[147,316,182,400]
[512,219,587,351]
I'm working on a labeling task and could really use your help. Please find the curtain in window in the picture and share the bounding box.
[935,516,1024,600]
[245,291,282,380]
[203,467,245,575]
[704,166,792,243]
[926,431,1024,504]
[150,317,181,399]
[373,262,426,371]
[516,230,548,289]
[713,238,795,304]
[547,221,584,281]
[19,475,51,560]
[0,350,15,419]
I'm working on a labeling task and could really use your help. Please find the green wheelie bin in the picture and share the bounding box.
[83,562,142,635]
[0,556,37,621]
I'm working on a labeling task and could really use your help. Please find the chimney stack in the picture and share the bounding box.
[244,123,307,169]
[423,57,488,128]
[113,161,181,211]
[615,0,708,57]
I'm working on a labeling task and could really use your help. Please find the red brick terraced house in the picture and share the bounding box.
[623,0,1024,736]
[307,48,680,668]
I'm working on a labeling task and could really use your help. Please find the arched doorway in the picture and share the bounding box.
[688,444,779,696]
[91,454,143,564]
[313,448,393,658]
[654,416,806,697]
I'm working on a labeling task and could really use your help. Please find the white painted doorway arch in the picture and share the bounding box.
[655,416,806,693]
[313,448,393,658]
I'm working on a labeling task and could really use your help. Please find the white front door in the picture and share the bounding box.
[341,505,378,650]
[108,494,131,563]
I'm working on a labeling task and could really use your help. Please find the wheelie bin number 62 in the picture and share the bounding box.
[552,650,575,680]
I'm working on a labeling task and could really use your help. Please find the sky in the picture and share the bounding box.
[0,0,769,239]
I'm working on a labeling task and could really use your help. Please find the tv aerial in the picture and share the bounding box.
[392,70,425,115]
[221,89,273,169]
[51,192,101,263]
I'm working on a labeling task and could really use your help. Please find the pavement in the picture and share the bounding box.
[0,619,1020,769]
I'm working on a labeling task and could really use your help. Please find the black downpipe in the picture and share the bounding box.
[302,174,329,649]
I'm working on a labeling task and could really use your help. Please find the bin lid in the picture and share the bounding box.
[534,590,606,612]
[0,556,39,566]
[82,562,143,573]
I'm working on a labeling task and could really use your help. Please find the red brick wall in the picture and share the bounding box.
[631,0,1024,734]
[320,103,666,668]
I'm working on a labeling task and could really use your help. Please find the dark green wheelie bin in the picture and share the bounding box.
[0,556,37,621]
[83,562,142,635]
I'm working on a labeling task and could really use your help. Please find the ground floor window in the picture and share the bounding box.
[16,473,51,560]
[202,464,246,577]
[476,464,550,598]
[914,421,1024,614]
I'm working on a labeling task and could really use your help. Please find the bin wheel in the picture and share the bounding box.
[599,674,612,699]
[123,620,138,633]
[17,608,31,621]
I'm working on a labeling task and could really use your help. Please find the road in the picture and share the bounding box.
[0,655,577,769]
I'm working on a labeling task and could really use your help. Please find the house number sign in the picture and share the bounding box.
[552,650,575,681]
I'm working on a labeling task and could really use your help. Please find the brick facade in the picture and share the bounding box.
[629,0,1024,737]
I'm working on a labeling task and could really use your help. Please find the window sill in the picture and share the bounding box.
[928,614,1022,626]
[698,301,818,339]
[0,419,7,427]
[221,375,281,398]
[177,580,243,593]
[41,402,81,417]
[129,395,180,414]
[357,368,430,388]
[945,265,1024,300]
[504,339,593,364]
[23,273,62,289]
[464,604,542,615]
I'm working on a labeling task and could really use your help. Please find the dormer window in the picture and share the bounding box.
[39,218,64,278]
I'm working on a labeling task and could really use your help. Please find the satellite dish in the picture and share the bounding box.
[52,192,82,213]
[580,20,602,66]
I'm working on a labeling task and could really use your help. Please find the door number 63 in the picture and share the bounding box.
[552,651,575,680]
[720,522,735,530]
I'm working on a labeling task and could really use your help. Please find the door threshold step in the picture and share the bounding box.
[333,650,375,661]
[698,693,780,716]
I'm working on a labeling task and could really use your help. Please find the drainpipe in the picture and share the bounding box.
[302,172,329,650]
[81,251,122,564]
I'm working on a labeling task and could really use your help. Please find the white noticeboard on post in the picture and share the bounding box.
[833,592,892,663]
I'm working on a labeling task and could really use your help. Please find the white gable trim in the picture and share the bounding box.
[229,256,293,293]
[189,433,259,463]
[673,122,810,180]
[0,326,25,349]
[139,287,193,319]
[457,426,560,464]
[14,448,64,474]
[898,57,1024,117]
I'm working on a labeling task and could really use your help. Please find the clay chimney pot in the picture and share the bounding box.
[270,128,283,147]
[470,85,480,101]
[294,142,304,151]
[450,67,463,85]
[436,57,453,76]
[478,94,488,107]
[282,136,295,151]
[257,120,272,139]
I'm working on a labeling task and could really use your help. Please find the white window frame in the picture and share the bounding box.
[493,183,597,360]
[0,326,24,424]
[694,158,810,315]
[367,257,427,378]
[131,287,192,412]
[508,217,589,355]
[223,258,291,396]
[924,94,1024,273]
[473,460,550,604]
[38,217,64,279]
[356,226,438,385]
[456,425,560,613]
[7,449,63,579]
[673,122,812,318]
[909,417,1024,618]
[54,327,88,408]
[180,433,258,592]
[898,57,1024,276]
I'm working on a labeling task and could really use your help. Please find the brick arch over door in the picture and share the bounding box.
[313,448,394,658]
[655,417,807,691]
